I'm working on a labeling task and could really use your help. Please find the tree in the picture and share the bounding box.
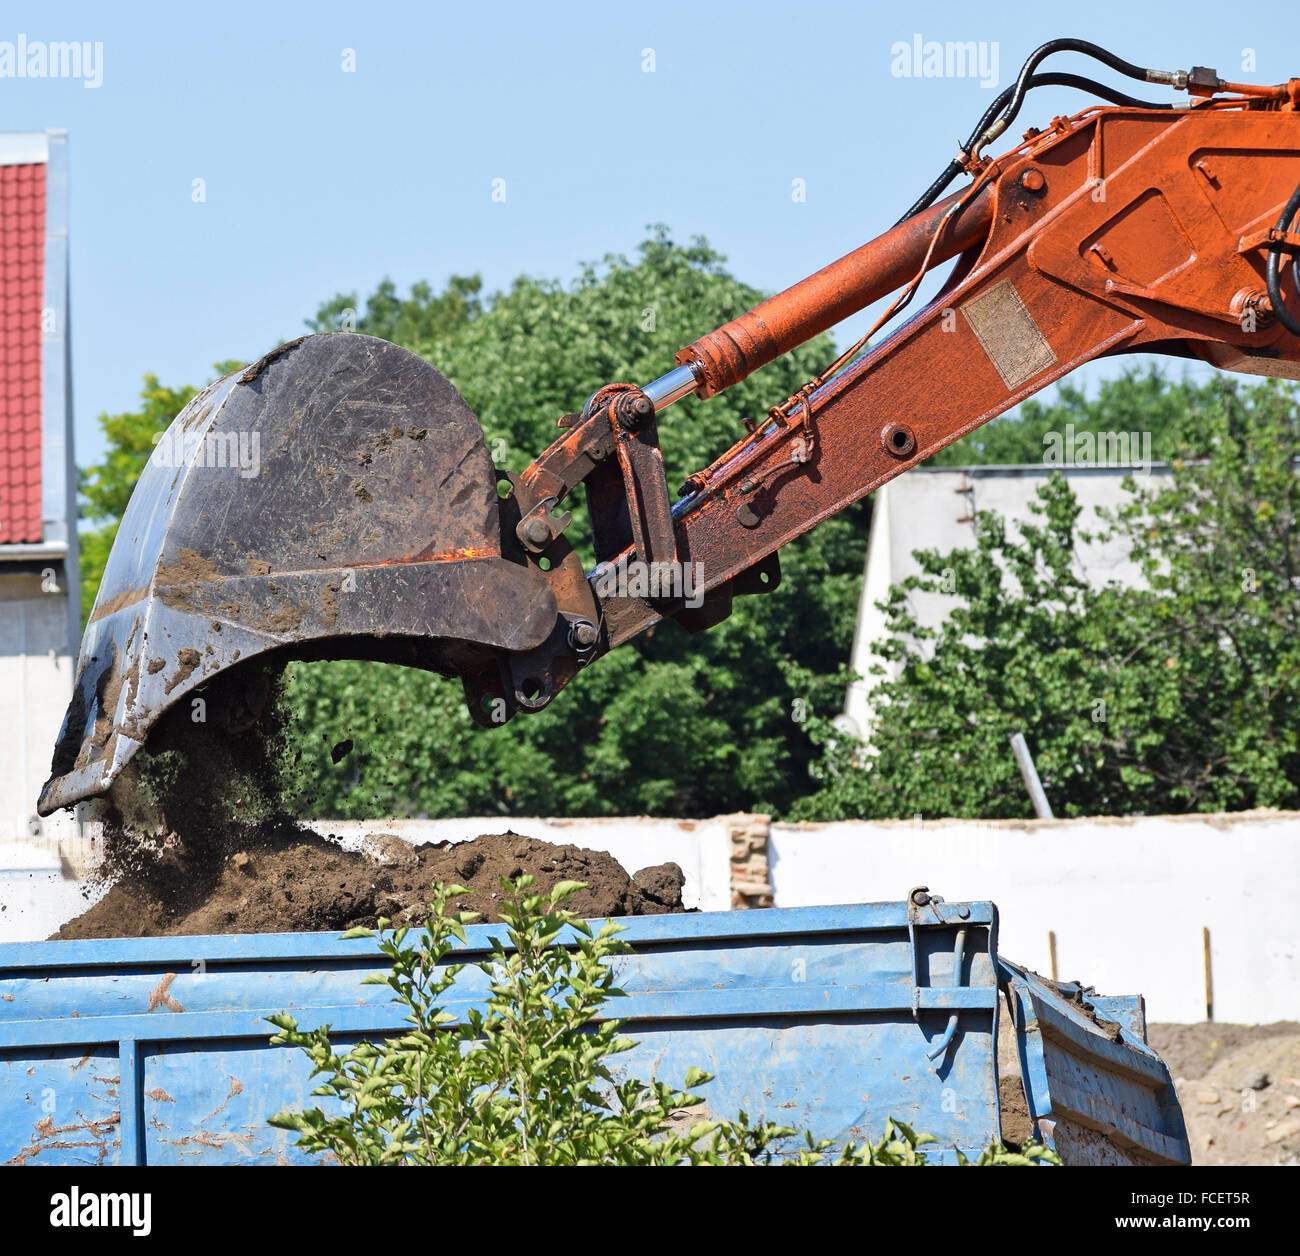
[305,275,483,346]
[793,375,1300,819]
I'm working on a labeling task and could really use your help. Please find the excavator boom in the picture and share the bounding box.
[40,44,1300,815]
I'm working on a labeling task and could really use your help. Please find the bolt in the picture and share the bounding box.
[1020,168,1045,193]
[618,392,655,430]
[568,619,599,650]
[1232,288,1272,324]
[882,422,916,459]
[958,905,970,920]
[522,517,551,547]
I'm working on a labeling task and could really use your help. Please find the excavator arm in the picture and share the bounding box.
[39,44,1300,814]
[498,70,1300,705]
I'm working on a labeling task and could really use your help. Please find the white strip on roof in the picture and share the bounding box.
[0,132,49,166]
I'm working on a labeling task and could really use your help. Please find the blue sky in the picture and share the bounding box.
[4,0,1294,468]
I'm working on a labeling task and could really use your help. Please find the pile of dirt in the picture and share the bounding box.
[54,826,687,940]
[52,664,685,940]
[1148,1022,1300,1166]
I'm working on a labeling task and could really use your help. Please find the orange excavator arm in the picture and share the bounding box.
[499,62,1300,703]
[39,43,1300,815]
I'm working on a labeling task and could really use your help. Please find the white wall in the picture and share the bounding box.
[0,582,79,843]
[770,811,1300,1024]
[0,838,96,943]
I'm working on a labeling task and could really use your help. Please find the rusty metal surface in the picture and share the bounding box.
[676,185,995,397]
[40,334,557,814]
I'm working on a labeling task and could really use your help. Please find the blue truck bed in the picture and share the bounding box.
[0,895,1189,1165]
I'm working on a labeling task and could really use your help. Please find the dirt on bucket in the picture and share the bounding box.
[53,826,688,940]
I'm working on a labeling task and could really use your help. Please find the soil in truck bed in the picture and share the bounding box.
[53,826,688,940]
[54,670,687,940]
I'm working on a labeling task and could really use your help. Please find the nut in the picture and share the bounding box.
[568,619,599,650]
[522,516,551,547]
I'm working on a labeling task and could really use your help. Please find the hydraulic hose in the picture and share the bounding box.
[895,39,1185,226]
[1267,179,1300,338]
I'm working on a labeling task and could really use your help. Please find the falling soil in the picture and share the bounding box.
[54,662,686,940]
[54,828,687,940]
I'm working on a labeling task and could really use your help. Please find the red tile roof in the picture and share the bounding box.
[0,160,45,546]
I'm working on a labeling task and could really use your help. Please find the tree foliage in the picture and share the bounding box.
[794,376,1300,819]
[305,275,483,347]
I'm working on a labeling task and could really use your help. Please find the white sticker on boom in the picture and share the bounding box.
[960,279,1057,390]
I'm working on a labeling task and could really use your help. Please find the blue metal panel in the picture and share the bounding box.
[0,901,1002,1165]
[1000,962,1190,1166]
[0,1048,121,1166]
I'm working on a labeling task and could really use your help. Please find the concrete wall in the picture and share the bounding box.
[0,574,78,842]
[0,837,90,944]
[5,809,1293,1030]
[770,811,1299,1025]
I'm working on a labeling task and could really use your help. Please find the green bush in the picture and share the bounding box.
[269,879,1059,1166]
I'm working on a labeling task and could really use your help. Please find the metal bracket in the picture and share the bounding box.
[906,886,968,1065]
[1238,225,1300,256]
[516,496,572,554]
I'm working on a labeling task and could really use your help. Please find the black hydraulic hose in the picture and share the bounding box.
[892,72,1172,226]
[973,70,1174,149]
[894,159,966,229]
[895,40,1182,227]
[985,38,1171,154]
[1267,179,1300,338]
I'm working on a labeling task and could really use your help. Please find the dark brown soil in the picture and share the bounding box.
[53,827,687,940]
[55,665,685,939]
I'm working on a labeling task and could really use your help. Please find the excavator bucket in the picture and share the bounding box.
[39,333,559,816]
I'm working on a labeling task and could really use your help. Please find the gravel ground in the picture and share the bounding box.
[1148,1022,1300,1166]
